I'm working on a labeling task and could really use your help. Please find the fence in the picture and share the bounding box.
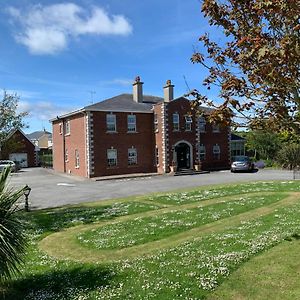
[293,169,300,180]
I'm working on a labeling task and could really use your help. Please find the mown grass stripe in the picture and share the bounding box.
[39,192,300,263]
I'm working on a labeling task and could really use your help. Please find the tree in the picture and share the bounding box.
[191,0,300,133]
[276,143,300,169]
[0,167,27,282]
[0,91,27,157]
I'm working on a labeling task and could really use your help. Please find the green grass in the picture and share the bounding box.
[1,180,300,300]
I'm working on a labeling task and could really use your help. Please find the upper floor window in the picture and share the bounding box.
[65,120,70,135]
[59,123,62,135]
[75,149,80,168]
[173,113,179,131]
[212,123,220,133]
[213,144,221,160]
[185,116,192,131]
[107,148,117,166]
[198,117,206,133]
[199,144,206,161]
[127,115,136,132]
[154,113,158,132]
[106,114,116,132]
[128,148,137,165]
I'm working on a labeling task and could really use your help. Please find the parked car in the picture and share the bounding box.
[231,156,254,172]
[0,160,17,172]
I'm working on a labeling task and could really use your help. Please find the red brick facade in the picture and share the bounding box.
[52,81,230,178]
[2,129,37,167]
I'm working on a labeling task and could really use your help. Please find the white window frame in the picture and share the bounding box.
[75,149,79,168]
[213,144,221,160]
[173,113,179,131]
[199,144,206,161]
[154,113,158,132]
[65,120,70,135]
[198,117,206,133]
[106,114,116,132]
[65,149,69,162]
[59,123,62,135]
[185,116,192,131]
[127,115,136,132]
[128,148,137,165]
[107,149,117,167]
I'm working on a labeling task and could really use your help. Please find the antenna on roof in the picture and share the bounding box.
[88,91,96,104]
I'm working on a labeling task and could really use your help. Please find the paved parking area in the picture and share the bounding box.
[9,167,295,210]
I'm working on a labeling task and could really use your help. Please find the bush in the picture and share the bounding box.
[276,144,300,170]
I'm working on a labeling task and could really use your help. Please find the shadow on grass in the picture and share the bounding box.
[20,205,123,234]
[2,265,115,300]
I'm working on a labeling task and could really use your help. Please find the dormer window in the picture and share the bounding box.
[173,113,179,131]
[106,114,116,132]
[185,116,192,131]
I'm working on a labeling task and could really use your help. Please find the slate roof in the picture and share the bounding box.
[27,131,52,140]
[84,93,164,113]
[231,133,246,141]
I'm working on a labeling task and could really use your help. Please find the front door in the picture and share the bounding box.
[175,143,190,170]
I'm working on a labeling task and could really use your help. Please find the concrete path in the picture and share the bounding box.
[9,167,295,210]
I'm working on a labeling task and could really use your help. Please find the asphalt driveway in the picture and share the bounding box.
[9,167,295,210]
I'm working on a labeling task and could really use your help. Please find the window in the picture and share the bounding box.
[213,144,221,160]
[107,149,117,166]
[127,115,136,132]
[128,148,137,165]
[212,123,220,133]
[75,149,79,168]
[59,123,62,135]
[106,114,116,132]
[65,149,69,162]
[173,113,179,131]
[155,146,159,166]
[185,116,192,131]
[198,117,206,133]
[199,144,206,161]
[154,113,158,132]
[65,120,70,135]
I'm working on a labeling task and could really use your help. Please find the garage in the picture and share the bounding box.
[9,153,28,168]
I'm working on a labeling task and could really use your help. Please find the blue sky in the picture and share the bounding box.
[0,0,219,133]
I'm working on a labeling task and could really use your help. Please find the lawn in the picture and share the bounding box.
[1,181,300,299]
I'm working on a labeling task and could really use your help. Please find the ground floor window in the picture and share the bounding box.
[65,149,69,162]
[107,149,117,166]
[75,149,79,168]
[199,144,206,161]
[128,148,137,165]
[213,144,221,160]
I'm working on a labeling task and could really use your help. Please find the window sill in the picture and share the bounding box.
[64,133,70,137]
[106,131,118,134]
[75,166,80,169]
[127,131,138,134]
[128,164,138,167]
[106,166,118,169]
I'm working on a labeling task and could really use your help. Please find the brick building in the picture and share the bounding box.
[51,78,230,178]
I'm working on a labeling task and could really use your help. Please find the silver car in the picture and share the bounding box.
[231,156,254,172]
[0,160,17,172]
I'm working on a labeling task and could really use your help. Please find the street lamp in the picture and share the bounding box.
[24,185,31,212]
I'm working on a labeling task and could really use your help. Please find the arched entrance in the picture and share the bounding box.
[174,142,192,170]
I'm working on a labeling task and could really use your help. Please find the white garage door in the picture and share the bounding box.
[9,153,28,168]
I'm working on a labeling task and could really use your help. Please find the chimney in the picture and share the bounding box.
[133,76,144,103]
[163,80,174,102]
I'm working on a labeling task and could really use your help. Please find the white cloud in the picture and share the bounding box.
[7,3,132,55]
[100,78,133,87]
[19,100,75,121]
